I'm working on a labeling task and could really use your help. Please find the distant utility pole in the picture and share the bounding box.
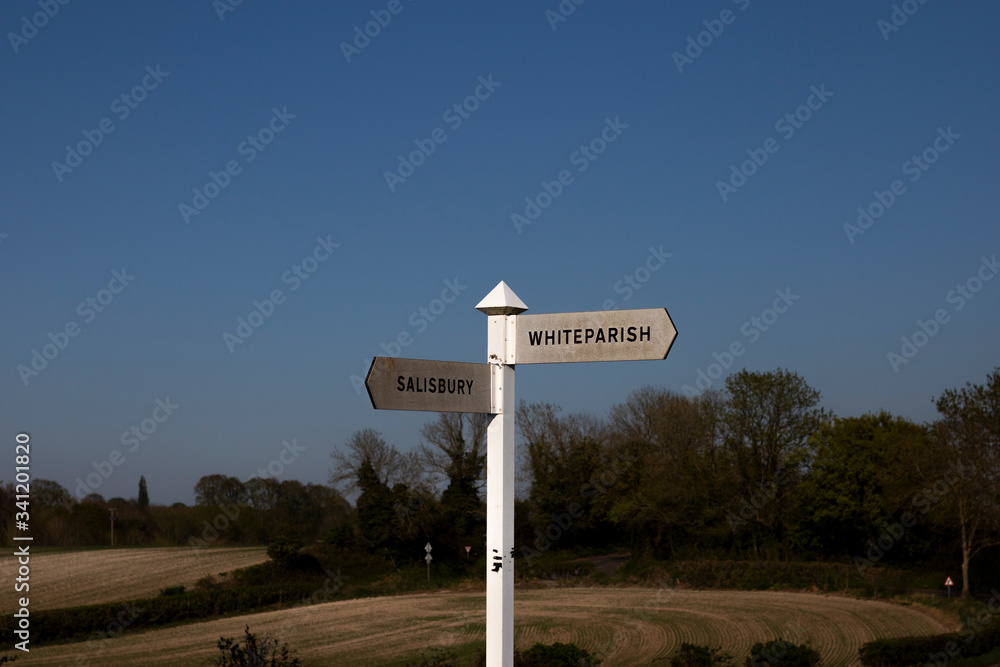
[109,508,116,547]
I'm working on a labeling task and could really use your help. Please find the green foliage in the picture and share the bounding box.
[138,475,149,509]
[158,585,185,596]
[669,643,733,667]
[356,459,399,550]
[723,369,829,560]
[471,642,601,667]
[0,580,330,646]
[211,625,301,666]
[788,413,930,558]
[267,532,304,565]
[858,625,1000,667]
[516,642,602,667]
[744,640,819,667]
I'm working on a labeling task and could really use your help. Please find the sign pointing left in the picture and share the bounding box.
[365,357,493,414]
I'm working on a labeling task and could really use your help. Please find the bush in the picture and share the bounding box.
[472,642,601,667]
[670,643,733,667]
[211,625,301,666]
[745,639,820,667]
[159,585,186,596]
[859,625,1000,667]
[267,532,304,565]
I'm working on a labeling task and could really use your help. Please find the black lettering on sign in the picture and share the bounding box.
[396,376,475,394]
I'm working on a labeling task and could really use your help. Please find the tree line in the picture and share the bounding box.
[2,367,997,597]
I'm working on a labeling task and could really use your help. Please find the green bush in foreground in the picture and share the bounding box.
[745,639,820,667]
[858,625,1000,667]
[471,642,601,666]
[670,643,734,667]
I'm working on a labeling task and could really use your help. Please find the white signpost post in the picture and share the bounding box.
[365,281,677,667]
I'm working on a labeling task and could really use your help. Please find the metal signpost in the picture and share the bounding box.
[425,542,433,581]
[945,576,954,597]
[364,281,677,667]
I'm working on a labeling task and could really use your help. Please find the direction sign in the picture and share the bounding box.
[425,542,433,553]
[515,308,676,364]
[365,357,493,413]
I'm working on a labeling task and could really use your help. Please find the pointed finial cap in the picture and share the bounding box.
[476,281,528,315]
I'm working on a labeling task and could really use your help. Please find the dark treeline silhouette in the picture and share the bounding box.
[3,367,997,597]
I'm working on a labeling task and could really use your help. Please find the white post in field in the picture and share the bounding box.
[476,281,528,667]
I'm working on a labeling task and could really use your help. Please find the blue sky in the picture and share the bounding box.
[2,1,998,505]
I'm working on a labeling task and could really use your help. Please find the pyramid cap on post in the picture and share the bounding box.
[476,281,528,315]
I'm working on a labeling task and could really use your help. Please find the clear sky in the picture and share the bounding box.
[2,1,998,505]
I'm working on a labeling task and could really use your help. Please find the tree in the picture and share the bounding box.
[518,401,615,550]
[419,413,487,538]
[605,388,730,558]
[722,369,829,558]
[194,474,245,507]
[933,367,1000,597]
[32,479,72,509]
[355,459,398,551]
[789,413,930,558]
[138,476,149,509]
[330,428,420,497]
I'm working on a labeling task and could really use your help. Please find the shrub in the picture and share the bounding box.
[211,625,301,667]
[159,585,185,596]
[670,643,733,667]
[859,625,1000,667]
[472,642,601,667]
[267,532,304,565]
[745,639,820,667]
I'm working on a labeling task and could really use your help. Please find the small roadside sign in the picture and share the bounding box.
[945,576,954,586]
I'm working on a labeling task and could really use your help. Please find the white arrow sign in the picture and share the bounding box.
[515,308,676,364]
[425,542,433,553]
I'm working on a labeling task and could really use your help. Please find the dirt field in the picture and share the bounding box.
[2,546,267,611]
[21,587,950,666]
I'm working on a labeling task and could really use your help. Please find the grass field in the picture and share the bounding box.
[20,587,951,666]
[2,546,268,611]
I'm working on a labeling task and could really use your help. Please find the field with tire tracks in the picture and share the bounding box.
[21,587,951,666]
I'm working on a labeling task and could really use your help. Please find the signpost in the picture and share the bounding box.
[364,281,677,667]
[945,576,954,597]
[515,308,676,364]
[365,357,492,413]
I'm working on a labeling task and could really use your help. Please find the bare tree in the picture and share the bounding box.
[329,428,421,497]
[933,367,1000,597]
[418,413,488,490]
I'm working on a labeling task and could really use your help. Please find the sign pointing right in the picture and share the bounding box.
[515,308,676,364]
